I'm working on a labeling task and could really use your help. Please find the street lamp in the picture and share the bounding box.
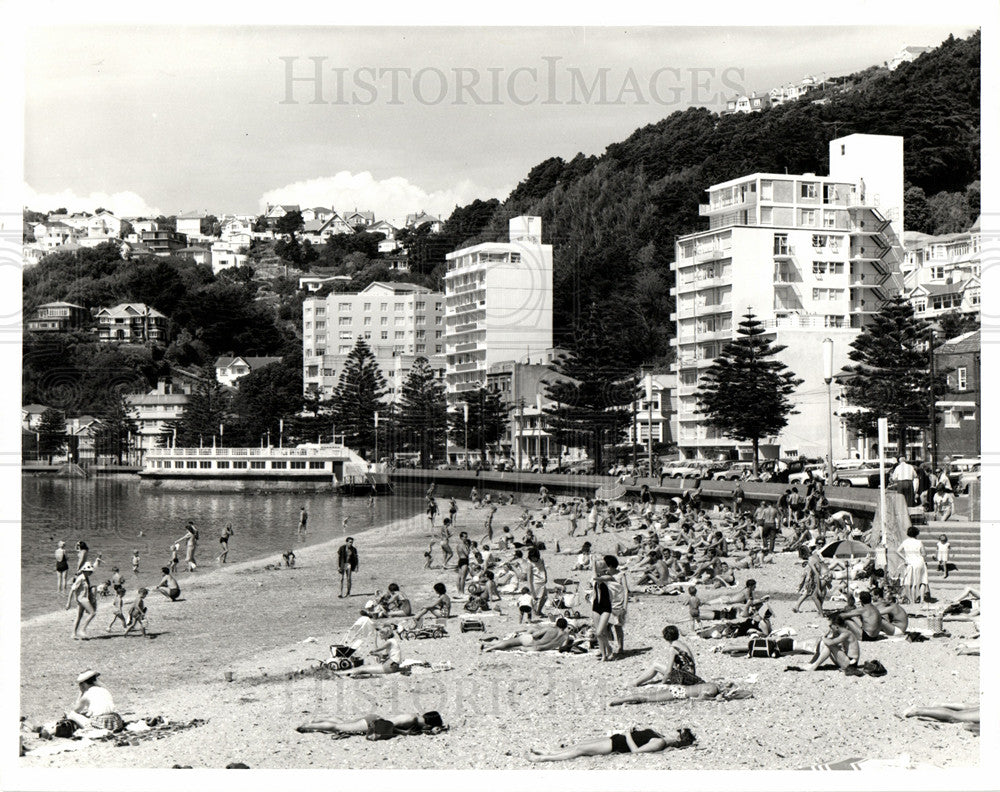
[822,337,834,483]
[374,411,379,464]
[463,402,469,469]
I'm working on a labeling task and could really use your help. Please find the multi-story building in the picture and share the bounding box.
[902,218,981,323]
[485,353,559,466]
[933,329,980,460]
[125,379,190,457]
[302,281,446,399]
[210,241,249,274]
[175,214,204,240]
[443,216,553,402]
[626,372,676,449]
[141,229,187,255]
[95,303,168,343]
[670,133,904,462]
[769,75,818,107]
[26,301,90,333]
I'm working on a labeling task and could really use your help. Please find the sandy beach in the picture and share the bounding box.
[19,493,979,770]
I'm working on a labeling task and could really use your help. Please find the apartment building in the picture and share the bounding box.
[443,216,553,402]
[626,372,676,448]
[125,379,190,457]
[902,218,981,323]
[670,134,904,462]
[302,281,446,399]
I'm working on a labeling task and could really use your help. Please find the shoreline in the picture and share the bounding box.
[20,497,980,770]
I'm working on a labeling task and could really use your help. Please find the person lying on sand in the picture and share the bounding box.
[296,710,445,735]
[904,703,979,725]
[482,618,570,652]
[610,682,721,704]
[526,727,695,762]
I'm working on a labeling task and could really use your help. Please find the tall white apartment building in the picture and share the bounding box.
[302,282,446,399]
[444,216,553,402]
[671,134,904,461]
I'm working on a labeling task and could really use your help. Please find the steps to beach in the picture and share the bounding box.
[918,520,980,592]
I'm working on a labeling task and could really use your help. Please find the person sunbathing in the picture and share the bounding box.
[876,593,908,635]
[609,682,720,704]
[841,591,895,640]
[482,618,569,652]
[526,727,695,762]
[807,613,859,670]
[904,703,979,724]
[296,710,445,735]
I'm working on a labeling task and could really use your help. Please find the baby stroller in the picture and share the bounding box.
[314,616,374,670]
[550,578,582,618]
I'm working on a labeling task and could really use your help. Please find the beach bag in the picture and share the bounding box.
[366,718,395,741]
[54,718,79,738]
[747,638,781,658]
[862,660,887,677]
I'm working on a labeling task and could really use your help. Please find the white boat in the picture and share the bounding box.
[138,443,388,490]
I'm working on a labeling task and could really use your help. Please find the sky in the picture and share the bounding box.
[24,25,975,224]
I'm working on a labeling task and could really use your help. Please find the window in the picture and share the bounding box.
[363,331,371,339]
[931,266,946,280]
[812,288,844,301]
[233,460,247,469]
[395,331,405,339]
[435,345,442,353]
[435,302,442,310]
[435,316,442,325]
[322,368,334,377]
[315,320,326,329]
[824,315,844,328]
[801,209,816,226]
[812,234,827,249]
[339,345,351,354]
[416,302,425,310]
[435,330,443,338]
[380,316,387,325]
[217,461,230,469]
[416,315,426,324]
[957,367,967,391]
[186,461,197,469]
[800,183,817,198]
[290,460,306,469]
[417,344,425,352]
[271,461,287,469]
[304,321,312,329]
[338,316,351,326]
[773,234,789,256]
[823,212,836,228]
[912,298,927,312]
[381,331,388,339]
[315,348,324,356]
[395,302,404,311]
[309,461,326,469]
[394,316,404,326]
[160,461,170,469]
[250,461,265,469]
[380,302,388,311]
[339,302,351,311]
[944,409,959,429]
[315,306,325,315]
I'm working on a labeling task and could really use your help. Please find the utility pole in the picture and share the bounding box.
[928,329,938,469]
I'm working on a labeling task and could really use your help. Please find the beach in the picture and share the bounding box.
[20,494,980,770]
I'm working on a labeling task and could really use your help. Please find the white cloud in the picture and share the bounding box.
[258,172,508,226]
[22,184,161,218]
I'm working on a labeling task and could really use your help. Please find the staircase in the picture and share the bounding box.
[918,520,979,592]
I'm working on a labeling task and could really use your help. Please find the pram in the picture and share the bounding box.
[310,616,374,670]
[550,578,583,617]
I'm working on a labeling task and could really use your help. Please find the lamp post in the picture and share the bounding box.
[374,411,379,464]
[463,402,469,469]
[822,338,834,484]
[645,369,654,478]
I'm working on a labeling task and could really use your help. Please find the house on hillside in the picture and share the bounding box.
[722,92,772,115]
[264,204,301,228]
[370,220,400,252]
[131,219,159,236]
[85,211,124,238]
[215,355,284,388]
[21,404,51,430]
[301,207,335,223]
[95,303,167,343]
[220,216,254,245]
[211,241,249,274]
[26,301,90,333]
[176,246,211,267]
[141,229,187,255]
[175,214,204,239]
[301,213,354,244]
[404,211,443,233]
[64,415,104,462]
[888,45,933,70]
[33,221,83,249]
[343,210,375,229]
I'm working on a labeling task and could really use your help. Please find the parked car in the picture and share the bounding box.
[832,465,881,488]
[788,463,828,485]
[946,458,980,494]
[563,459,596,475]
[661,460,725,479]
[713,462,756,481]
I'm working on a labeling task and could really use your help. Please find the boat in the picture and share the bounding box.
[138,442,389,492]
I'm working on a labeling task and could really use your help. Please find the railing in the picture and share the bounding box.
[147,446,350,458]
[760,314,837,329]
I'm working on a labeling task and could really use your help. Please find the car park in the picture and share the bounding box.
[946,458,980,493]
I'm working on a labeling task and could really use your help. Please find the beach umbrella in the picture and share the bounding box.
[597,482,626,500]
[819,539,871,559]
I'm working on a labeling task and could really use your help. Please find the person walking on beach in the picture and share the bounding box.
[66,562,97,639]
[298,507,308,535]
[175,521,199,572]
[55,540,69,592]
[338,537,358,598]
[217,523,234,563]
[75,541,89,573]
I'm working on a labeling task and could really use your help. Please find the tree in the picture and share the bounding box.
[94,394,137,463]
[543,305,637,471]
[449,386,508,466]
[330,338,386,458]
[840,297,947,458]
[397,357,448,467]
[936,310,979,341]
[696,311,804,474]
[229,360,303,446]
[36,408,67,462]
[275,210,304,240]
[173,375,231,448]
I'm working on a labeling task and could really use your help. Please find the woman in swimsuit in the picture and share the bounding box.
[75,541,89,573]
[296,710,444,735]
[384,582,411,616]
[527,727,695,762]
[55,541,69,592]
[411,582,451,626]
[66,562,98,639]
[637,625,704,685]
[526,547,548,618]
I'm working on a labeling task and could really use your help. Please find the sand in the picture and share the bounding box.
[19,495,979,769]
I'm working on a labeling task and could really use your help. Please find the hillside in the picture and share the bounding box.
[442,31,981,365]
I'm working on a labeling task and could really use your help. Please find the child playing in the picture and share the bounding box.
[123,588,149,638]
[936,534,951,578]
[424,542,434,569]
[686,586,703,629]
[107,584,128,632]
[282,549,296,568]
[131,549,140,575]
[517,587,533,623]
[169,544,180,575]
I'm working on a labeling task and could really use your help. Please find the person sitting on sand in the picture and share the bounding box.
[636,551,671,587]
[384,583,412,617]
[65,670,121,731]
[526,727,695,762]
[336,624,405,677]
[155,567,181,601]
[411,582,451,626]
[806,613,859,671]
[482,617,570,653]
[642,625,704,686]
[572,542,594,571]
[876,593,908,634]
[840,591,894,640]
[296,710,446,736]
[616,535,645,558]
[282,549,296,568]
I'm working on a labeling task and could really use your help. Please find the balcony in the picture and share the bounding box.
[772,246,794,260]
[453,361,485,373]
[452,340,485,353]
[694,247,726,263]
[698,204,711,216]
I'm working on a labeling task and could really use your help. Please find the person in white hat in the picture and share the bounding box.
[66,562,98,639]
[65,670,119,730]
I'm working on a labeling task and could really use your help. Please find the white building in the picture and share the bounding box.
[125,380,190,456]
[626,373,676,448]
[443,216,553,402]
[888,45,933,70]
[670,134,904,462]
[902,218,981,323]
[215,355,283,388]
[175,214,204,239]
[302,281,446,399]
[211,241,249,274]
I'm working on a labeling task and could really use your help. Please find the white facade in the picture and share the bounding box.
[671,134,904,461]
[443,216,553,402]
[902,220,981,322]
[302,282,446,399]
[626,373,676,446]
[211,241,248,274]
[125,380,190,455]
[176,215,204,239]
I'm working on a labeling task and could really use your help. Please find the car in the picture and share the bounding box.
[563,459,595,475]
[946,458,980,493]
[661,460,725,479]
[713,462,756,481]
[788,463,828,485]
[832,466,881,488]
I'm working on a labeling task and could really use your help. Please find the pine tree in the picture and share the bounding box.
[36,408,67,462]
[397,356,447,467]
[95,394,137,463]
[173,375,231,447]
[542,305,637,471]
[696,311,803,473]
[840,297,946,458]
[449,386,508,467]
[331,338,386,458]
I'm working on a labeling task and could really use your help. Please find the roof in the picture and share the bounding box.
[176,214,204,220]
[902,45,932,54]
[215,355,283,370]
[938,330,980,354]
[302,219,328,233]
[360,281,432,295]
[36,301,85,309]
[95,302,167,319]
[22,404,50,414]
[308,206,332,213]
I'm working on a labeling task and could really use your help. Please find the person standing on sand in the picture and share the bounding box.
[338,537,358,598]
[55,540,69,592]
[168,543,180,575]
[174,521,198,572]
[299,507,308,534]
[217,523,234,563]
[66,562,97,639]
[75,541,89,573]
